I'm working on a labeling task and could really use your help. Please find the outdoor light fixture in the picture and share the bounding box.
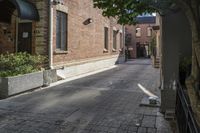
[83,18,93,25]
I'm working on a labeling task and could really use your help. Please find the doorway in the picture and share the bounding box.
[17,22,32,53]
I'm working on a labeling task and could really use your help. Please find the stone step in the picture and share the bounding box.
[165,110,175,120]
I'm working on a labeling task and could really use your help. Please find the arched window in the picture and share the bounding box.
[136,27,141,37]
[147,27,152,37]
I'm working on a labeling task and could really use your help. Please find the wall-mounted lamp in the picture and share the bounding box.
[83,18,93,25]
[52,0,64,5]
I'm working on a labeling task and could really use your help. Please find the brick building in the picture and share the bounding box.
[0,0,125,78]
[125,16,156,59]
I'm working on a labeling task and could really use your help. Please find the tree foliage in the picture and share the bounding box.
[94,0,200,126]
[93,0,177,24]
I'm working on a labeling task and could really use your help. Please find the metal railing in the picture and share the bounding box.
[176,82,200,133]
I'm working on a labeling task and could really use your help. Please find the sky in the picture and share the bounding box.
[138,13,156,17]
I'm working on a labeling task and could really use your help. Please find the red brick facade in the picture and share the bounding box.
[125,21,155,58]
[0,0,49,55]
[51,0,124,67]
[0,0,125,68]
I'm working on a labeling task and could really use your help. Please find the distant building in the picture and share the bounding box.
[125,16,156,59]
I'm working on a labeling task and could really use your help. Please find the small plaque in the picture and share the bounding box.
[128,48,133,50]
[22,32,29,38]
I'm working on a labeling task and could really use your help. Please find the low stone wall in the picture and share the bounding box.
[57,55,125,79]
[0,71,44,98]
[43,69,57,86]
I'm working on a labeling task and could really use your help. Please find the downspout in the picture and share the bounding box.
[122,25,126,61]
[48,0,53,69]
[123,25,127,62]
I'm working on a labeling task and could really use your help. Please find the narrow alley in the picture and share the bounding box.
[0,59,172,133]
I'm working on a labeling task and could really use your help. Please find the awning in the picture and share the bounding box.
[0,0,39,23]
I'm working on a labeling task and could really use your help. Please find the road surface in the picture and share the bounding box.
[0,59,172,133]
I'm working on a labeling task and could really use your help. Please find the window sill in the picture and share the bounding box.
[119,48,124,54]
[103,49,108,53]
[119,48,123,52]
[112,49,117,52]
[54,50,68,54]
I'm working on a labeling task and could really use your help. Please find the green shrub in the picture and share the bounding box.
[0,52,47,77]
[150,37,156,56]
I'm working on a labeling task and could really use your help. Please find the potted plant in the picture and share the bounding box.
[0,52,47,98]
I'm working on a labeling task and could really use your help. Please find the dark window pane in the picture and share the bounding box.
[56,11,68,51]
[113,30,117,49]
[61,13,67,50]
[120,33,123,49]
[56,12,61,49]
[104,27,108,50]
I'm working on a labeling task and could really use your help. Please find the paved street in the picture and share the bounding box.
[0,59,172,133]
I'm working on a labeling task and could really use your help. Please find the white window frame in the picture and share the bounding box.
[147,27,152,37]
[136,27,141,37]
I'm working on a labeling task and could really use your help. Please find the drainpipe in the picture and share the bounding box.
[48,0,53,69]
[122,25,127,62]
[122,25,124,59]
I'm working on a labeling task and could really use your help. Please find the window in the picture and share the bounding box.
[147,27,152,37]
[136,27,141,37]
[104,27,109,50]
[120,33,123,49]
[113,30,117,50]
[125,33,131,45]
[56,11,67,51]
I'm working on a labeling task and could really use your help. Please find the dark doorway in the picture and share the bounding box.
[18,22,32,53]
[137,43,147,58]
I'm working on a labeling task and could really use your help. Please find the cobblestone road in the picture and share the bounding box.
[0,59,172,133]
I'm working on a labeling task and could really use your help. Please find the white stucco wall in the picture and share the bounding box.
[57,55,125,79]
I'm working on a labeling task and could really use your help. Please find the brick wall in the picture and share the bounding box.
[137,24,154,43]
[0,13,16,54]
[0,0,124,66]
[125,25,137,58]
[125,24,155,58]
[0,36,15,54]
[0,0,48,55]
[51,0,124,67]
[32,0,49,55]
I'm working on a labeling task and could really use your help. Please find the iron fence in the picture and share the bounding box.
[176,83,200,133]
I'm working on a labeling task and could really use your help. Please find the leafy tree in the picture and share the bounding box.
[93,0,200,125]
[93,0,174,24]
